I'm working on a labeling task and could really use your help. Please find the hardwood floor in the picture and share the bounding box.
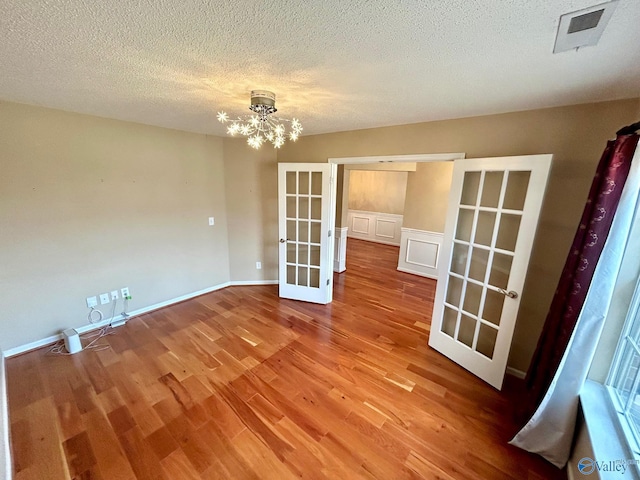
[7,238,565,479]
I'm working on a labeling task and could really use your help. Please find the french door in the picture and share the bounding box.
[428,155,552,389]
[278,163,337,304]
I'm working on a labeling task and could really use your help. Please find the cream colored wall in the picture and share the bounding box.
[403,162,454,232]
[347,170,408,215]
[223,138,278,282]
[277,98,640,372]
[0,101,230,350]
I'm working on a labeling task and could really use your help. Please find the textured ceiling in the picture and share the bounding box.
[1,0,639,136]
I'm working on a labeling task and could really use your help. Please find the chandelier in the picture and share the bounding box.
[217,90,303,149]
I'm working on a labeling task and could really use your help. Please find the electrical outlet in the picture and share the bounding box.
[256,261,262,270]
[99,293,110,305]
[208,217,215,226]
[86,296,98,308]
[111,290,119,300]
[121,287,130,298]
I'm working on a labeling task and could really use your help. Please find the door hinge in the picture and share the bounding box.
[327,279,330,286]
[328,230,332,237]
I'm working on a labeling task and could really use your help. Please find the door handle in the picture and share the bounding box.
[498,288,518,299]
[280,238,286,243]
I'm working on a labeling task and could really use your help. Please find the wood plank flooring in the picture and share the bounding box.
[7,238,566,479]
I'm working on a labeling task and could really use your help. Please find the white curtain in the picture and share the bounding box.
[509,146,640,467]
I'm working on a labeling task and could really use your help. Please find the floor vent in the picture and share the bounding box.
[554,1,619,53]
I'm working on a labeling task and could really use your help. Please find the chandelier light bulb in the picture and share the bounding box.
[217,90,302,149]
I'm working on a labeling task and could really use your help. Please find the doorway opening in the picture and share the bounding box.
[328,154,465,277]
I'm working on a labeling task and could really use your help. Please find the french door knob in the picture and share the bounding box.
[279,238,286,243]
[498,288,518,299]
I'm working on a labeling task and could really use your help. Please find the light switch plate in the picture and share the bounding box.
[208,217,215,226]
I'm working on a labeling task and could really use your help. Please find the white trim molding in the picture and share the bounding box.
[1,351,10,480]
[334,227,348,273]
[328,153,466,164]
[347,210,403,246]
[397,228,443,279]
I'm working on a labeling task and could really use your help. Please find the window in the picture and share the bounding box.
[608,275,640,457]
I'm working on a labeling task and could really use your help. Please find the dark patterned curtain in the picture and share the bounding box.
[523,125,640,417]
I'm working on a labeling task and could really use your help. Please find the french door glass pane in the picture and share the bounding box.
[299,172,309,194]
[456,209,474,242]
[310,268,320,288]
[482,289,505,326]
[298,266,308,286]
[310,245,321,266]
[286,197,296,218]
[458,314,476,348]
[442,307,457,338]
[504,171,531,210]
[446,275,464,305]
[463,282,482,316]
[286,172,296,194]
[468,247,490,282]
[475,211,496,246]
[461,172,481,206]
[477,323,498,359]
[489,253,513,289]
[496,214,521,251]
[287,220,296,241]
[299,197,309,219]
[451,242,469,276]
[480,172,503,208]
[311,172,322,195]
[311,198,322,220]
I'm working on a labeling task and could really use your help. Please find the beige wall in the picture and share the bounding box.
[347,170,408,215]
[403,162,454,232]
[277,98,640,372]
[0,102,230,350]
[223,138,278,282]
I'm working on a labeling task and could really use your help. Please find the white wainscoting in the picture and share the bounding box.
[347,210,403,246]
[334,227,348,273]
[397,228,443,279]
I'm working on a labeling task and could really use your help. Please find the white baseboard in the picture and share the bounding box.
[506,366,526,379]
[1,352,11,480]
[397,266,438,280]
[3,281,261,357]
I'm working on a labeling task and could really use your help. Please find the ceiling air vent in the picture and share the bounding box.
[553,0,619,53]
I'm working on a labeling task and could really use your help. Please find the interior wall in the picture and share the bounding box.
[277,97,640,372]
[403,162,454,233]
[0,101,231,351]
[347,170,408,215]
[223,138,278,282]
